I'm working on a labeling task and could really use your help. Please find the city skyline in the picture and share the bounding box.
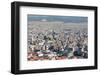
[27,14,88,61]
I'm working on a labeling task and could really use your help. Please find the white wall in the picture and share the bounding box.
[0,0,99,76]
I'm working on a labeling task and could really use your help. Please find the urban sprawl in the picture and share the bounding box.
[27,21,88,61]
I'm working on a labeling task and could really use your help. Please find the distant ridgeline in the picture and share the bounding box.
[28,14,88,23]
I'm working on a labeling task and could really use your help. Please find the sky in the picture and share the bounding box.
[28,14,88,23]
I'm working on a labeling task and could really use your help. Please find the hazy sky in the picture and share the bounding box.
[28,14,88,23]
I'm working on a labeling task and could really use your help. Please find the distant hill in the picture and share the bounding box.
[28,15,88,23]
